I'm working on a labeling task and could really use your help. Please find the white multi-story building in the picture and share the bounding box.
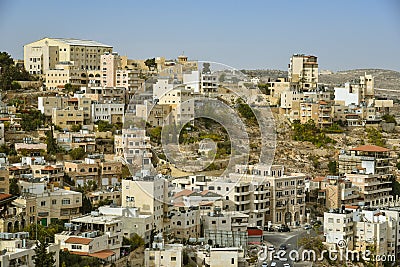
[324,207,397,259]
[55,213,123,262]
[114,126,152,169]
[97,206,153,244]
[91,103,124,124]
[200,72,218,94]
[144,234,183,267]
[324,208,355,250]
[0,233,59,267]
[172,164,306,226]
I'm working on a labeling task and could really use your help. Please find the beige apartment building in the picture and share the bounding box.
[135,101,172,127]
[267,78,290,105]
[169,206,201,240]
[0,168,9,194]
[317,176,359,209]
[82,86,126,104]
[100,52,144,103]
[24,37,112,75]
[339,144,393,206]
[38,96,68,117]
[122,176,169,233]
[145,242,183,267]
[64,155,122,187]
[56,130,96,152]
[16,188,82,226]
[45,62,87,90]
[52,107,85,130]
[288,54,318,90]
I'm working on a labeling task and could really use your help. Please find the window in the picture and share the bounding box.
[41,201,46,206]
[62,199,71,205]
[171,257,176,261]
[52,200,56,205]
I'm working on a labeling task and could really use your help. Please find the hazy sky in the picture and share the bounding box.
[1,0,399,71]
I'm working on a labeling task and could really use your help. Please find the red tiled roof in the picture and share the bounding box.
[65,237,93,245]
[351,145,389,152]
[345,205,359,209]
[312,176,325,182]
[200,190,209,195]
[0,194,13,201]
[319,101,328,105]
[70,249,115,260]
[199,201,213,206]
[173,189,194,198]
[89,249,115,259]
[173,202,185,207]
[68,98,78,102]
[9,166,19,171]
[42,166,55,171]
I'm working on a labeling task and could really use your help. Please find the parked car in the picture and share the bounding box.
[279,244,287,250]
[278,225,290,232]
[283,263,291,267]
[268,245,275,251]
[270,262,277,267]
[304,224,312,230]
[262,261,268,267]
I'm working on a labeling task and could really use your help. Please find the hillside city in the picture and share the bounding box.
[0,37,399,267]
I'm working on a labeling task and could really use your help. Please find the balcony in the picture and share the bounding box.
[234,199,251,205]
[234,190,250,196]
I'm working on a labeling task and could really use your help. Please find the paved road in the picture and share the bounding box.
[257,228,318,267]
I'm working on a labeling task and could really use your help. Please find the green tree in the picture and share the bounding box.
[59,250,100,267]
[258,83,270,95]
[236,101,256,123]
[0,51,14,66]
[122,234,145,251]
[33,238,56,267]
[147,126,162,144]
[20,110,45,131]
[0,52,32,90]
[70,124,82,132]
[9,178,20,196]
[328,161,338,175]
[292,120,335,148]
[144,58,156,70]
[366,127,385,147]
[11,81,21,90]
[382,114,396,124]
[64,83,72,91]
[69,147,86,160]
[81,196,93,215]
[46,128,59,155]
[96,120,113,132]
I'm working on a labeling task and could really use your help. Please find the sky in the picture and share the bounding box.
[0,0,399,71]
